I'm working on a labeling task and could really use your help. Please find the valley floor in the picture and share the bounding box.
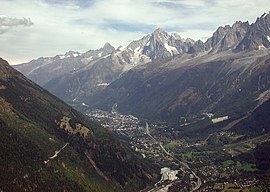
[86,109,270,192]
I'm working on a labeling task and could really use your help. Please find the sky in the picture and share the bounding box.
[0,0,270,64]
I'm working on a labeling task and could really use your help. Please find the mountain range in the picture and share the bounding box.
[15,12,270,123]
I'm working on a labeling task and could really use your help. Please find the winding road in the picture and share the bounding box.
[145,123,202,192]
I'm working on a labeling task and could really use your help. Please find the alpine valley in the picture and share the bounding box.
[6,12,270,191]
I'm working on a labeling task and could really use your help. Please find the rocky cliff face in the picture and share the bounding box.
[195,12,270,53]
[204,21,250,52]
[235,12,270,51]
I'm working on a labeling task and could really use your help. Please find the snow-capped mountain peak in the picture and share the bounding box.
[152,27,170,42]
[15,27,197,87]
[108,27,198,65]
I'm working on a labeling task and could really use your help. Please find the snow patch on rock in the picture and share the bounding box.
[72,53,80,57]
[164,43,179,55]
[98,52,103,57]
[267,35,270,42]
[259,44,266,50]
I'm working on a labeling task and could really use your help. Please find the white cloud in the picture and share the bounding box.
[0,16,33,27]
[0,16,33,34]
[0,0,270,64]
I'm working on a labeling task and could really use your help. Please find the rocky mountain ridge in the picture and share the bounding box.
[15,27,200,86]
[14,43,116,86]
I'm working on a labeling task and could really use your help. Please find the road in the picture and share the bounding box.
[44,143,69,164]
[145,123,202,192]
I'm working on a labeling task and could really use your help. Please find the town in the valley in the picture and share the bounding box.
[86,109,270,191]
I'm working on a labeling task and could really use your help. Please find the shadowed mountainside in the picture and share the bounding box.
[0,58,159,192]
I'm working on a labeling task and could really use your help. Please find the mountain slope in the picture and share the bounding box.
[16,28,199,104]
[0,58,158,191]
[14,43,115,86]
[229,98,270,172]
[231,96,270,135]
[43,54,125,103]
[86,49,270,122]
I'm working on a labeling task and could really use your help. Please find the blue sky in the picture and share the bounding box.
[0,0,270,64]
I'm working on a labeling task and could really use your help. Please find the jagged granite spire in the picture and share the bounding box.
[102,42,115,53]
